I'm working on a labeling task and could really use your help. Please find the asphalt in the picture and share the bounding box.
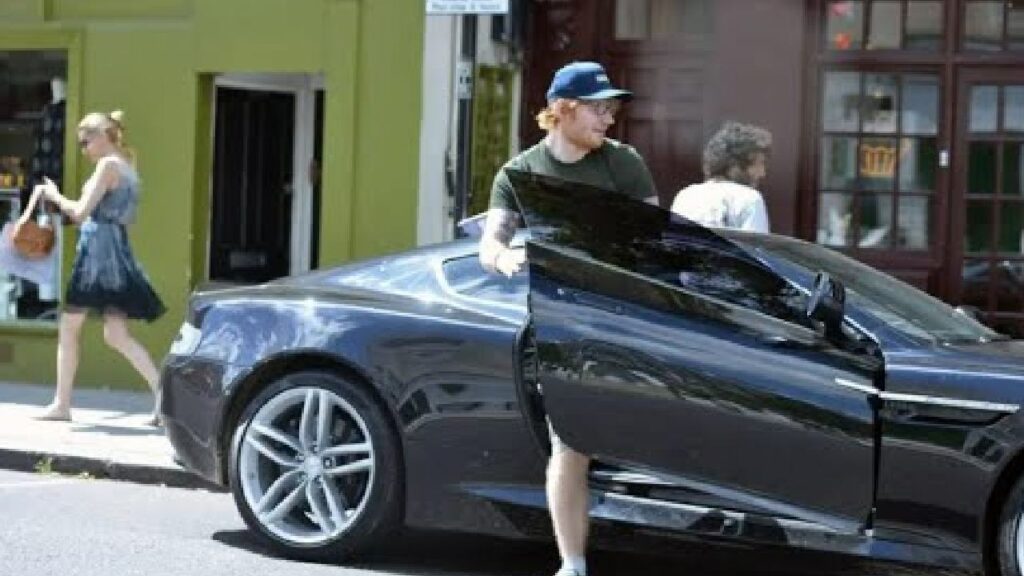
[0,380,222,491]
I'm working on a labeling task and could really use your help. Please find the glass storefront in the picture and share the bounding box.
[0,50,67,323]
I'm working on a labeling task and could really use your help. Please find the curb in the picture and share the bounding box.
[0,447,226,492]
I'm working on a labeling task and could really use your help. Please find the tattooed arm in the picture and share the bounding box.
[479,207,526,277]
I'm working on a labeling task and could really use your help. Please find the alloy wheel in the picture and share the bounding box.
[238,386,375,546]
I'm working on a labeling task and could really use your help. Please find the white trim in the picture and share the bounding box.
[879,392,1020,413]
[832,376,1020,413]
[417,14,458,245]
[832,378,878,396]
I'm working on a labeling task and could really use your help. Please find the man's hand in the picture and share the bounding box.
[495,247,526,278]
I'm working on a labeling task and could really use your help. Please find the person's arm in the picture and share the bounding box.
[479,208,525,276]
[41,157,118,223]
[479,169,526,277]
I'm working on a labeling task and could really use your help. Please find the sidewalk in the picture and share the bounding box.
[0,381,221,490]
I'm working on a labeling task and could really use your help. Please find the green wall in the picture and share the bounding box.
[0,0,425,390]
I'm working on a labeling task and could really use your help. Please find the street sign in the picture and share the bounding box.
[426,0,508,15]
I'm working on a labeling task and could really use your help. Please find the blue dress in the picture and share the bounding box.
[64,161,165,321]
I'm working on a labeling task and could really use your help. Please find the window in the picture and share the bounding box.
[0,50,67,324]
[742,234,998,344]
[442,255,527,304]
[960,82,1024,336]
[817,71,939,250]
[963,0,1024,51]
[825,1,945,51]
[614,0,712,40]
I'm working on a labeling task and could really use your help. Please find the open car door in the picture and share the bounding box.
[510,169,882,534]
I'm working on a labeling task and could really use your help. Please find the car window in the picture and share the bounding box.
[442,255,527,304]
[734,233,1000,344]
[509,169,808,327]
[637,230,810,327]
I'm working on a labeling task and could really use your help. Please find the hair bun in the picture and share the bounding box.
[109,110,125,125]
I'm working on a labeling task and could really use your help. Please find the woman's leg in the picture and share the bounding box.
[102,313,161,421]
[38,310,88,420]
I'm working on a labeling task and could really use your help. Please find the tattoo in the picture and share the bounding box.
[482,208,520,247]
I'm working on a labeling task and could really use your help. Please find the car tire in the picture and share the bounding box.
[998,474,1024,576]
[228,370,401,562]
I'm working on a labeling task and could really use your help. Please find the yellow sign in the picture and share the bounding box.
[860,140,911,179]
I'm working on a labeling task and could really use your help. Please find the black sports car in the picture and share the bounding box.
[162,171,1024,576]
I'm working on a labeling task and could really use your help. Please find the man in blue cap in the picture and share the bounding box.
[480,61,657,576]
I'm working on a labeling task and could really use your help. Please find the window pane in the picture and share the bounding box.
[961,259,992,308]
[1009,3,1024,49]
[999,202,1024,253]
[653,0,713,37]
[966,200,995,252]
[1004,142,1024,196]
[615,0,650,40]
[820,136,859,188]
[969,141,998,195]
[863,73,899,133]
[902,74,939,135]
[860,137,899,189]
[1006,86,1024,131]
[826,1,864,50]
[906,1,944,50]
[859,193,894,248]
[965,1,1005,51]
[817,192,854,246]
[970,85,999,132]
[868,1,902,49]
[900,137,938,191]
[993,263,1024,313]
[823,71,862,131]
[897,195,930,249]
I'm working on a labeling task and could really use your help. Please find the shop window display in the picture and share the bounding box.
[817,70,938,250]
[0,51,66,323]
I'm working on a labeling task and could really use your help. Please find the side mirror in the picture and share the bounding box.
[807,272,845,342]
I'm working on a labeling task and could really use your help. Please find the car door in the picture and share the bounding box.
[509,169,882,533]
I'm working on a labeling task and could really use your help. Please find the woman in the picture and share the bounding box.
[35,110,165,424]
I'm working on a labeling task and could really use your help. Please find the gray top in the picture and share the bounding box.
[89,160,139,225]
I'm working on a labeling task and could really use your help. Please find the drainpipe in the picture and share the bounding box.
[453,14,477,237]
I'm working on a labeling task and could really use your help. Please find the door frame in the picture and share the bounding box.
[948,67,1024,310]
[211,73,323,277]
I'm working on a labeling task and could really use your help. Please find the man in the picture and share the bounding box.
[479,61,656,576]
[671,121,772,233]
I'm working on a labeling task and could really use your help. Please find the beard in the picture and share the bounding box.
[564,124,605,151]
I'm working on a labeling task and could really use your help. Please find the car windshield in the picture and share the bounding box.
[734,233,1002,344]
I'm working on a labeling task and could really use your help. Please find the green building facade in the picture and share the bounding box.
[0,0,425,389]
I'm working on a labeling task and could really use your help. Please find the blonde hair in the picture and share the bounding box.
[535,99,579,131]
[79,110,136,164]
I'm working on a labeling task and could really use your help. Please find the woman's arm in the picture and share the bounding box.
[41,158,119,223]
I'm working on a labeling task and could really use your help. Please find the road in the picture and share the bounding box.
[0,469,889,576]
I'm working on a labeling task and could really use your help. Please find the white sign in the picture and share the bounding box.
[426,0,509,15]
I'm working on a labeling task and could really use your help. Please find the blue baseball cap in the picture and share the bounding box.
[546,61,633,102]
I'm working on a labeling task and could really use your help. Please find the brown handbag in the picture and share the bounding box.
[11,188,55,260]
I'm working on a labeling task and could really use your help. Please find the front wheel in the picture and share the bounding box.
[228,370,401,562]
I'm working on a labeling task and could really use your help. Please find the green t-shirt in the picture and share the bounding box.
[488,138,657,212]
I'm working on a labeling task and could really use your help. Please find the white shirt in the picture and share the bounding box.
[670,180,770,233]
